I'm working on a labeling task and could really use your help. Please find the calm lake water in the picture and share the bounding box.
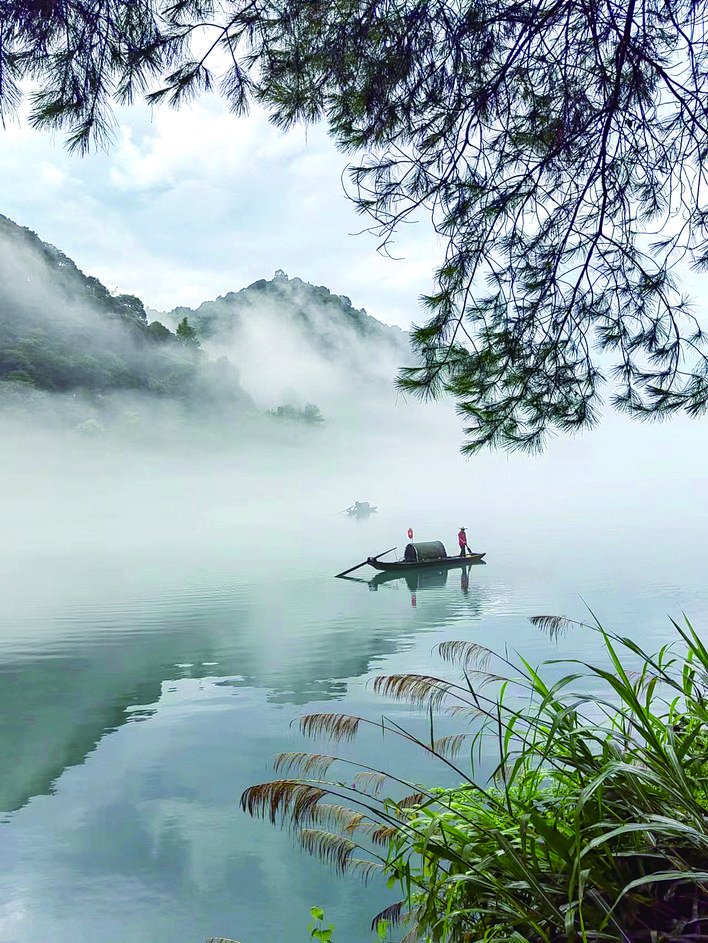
[2,413,708,943]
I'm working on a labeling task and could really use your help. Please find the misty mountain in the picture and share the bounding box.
[0,216,414,436]
[157,269,413,413]
[0,214,249,413]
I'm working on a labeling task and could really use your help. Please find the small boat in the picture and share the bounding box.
[368,540,484,571]
[335,540,484,580]
[346,501,377,516]
[367,550,485,571]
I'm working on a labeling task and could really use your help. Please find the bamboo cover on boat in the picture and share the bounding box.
[403,540,447,562]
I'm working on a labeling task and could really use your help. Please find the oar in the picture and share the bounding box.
[335,546,396,579]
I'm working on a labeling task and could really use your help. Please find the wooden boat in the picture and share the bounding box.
[335,540,484,580]
[367,552,485,571]
[367,539,484,571]
[370,556,484,578]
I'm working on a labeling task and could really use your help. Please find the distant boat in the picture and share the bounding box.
[345,501,377,516]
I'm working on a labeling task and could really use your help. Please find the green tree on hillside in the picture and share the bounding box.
[4,0,708,449]
[113,293,147,321]
[175,316,200,349]
[148,321,172,342]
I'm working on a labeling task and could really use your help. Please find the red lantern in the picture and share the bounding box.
[407,528,413,539]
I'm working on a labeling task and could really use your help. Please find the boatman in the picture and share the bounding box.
[458,526,469,557]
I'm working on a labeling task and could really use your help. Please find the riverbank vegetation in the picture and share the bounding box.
[243,617,708,942]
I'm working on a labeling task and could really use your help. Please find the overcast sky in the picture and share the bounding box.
[0,94,441,329]
[3,88,708,335]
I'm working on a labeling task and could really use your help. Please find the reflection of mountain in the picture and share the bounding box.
[0,569,491,816]
[0,615,242,816]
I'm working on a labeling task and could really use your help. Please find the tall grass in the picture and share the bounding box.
[241,616,708,942]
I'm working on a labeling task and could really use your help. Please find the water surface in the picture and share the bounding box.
[1,418,707,943]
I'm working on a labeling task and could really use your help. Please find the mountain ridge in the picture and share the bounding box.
[0,215,413,436]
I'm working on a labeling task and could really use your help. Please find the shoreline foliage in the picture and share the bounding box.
[265,403,325,424]
[242,616,708,942]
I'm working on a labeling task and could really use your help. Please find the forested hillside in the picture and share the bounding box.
[0,214,248,409]
[0,217,413,436]
[166,269,409,361]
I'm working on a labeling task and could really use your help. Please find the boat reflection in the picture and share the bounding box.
[340,558,486,594]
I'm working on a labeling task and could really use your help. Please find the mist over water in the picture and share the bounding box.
[2,384,708,943]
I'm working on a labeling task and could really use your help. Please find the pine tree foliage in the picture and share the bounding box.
[175,315,200,347]
[4,0,708,449]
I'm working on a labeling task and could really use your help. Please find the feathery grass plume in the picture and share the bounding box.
[243,615,708,942]
[528,614,576,641]
[299,712,362,742]
[431,734,470,760]
[299,829,358,874]
[306,803,369,835]
[273,752,338,777]
[371,900,405,931]
[353,771,387,795]
[396,792,428,810]
[373,674,458,711]
[370,824,401,846]
[437,641,494,673]
[347,858,385,882]
[239,780,327,826]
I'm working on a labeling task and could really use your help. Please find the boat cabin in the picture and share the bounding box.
[403,540,447,562]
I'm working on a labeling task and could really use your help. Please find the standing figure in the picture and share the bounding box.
[458,526,468,557]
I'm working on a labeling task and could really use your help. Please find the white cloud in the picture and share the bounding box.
[0,93,439,327]
[108,103,278,191]
[37,162,67,187]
